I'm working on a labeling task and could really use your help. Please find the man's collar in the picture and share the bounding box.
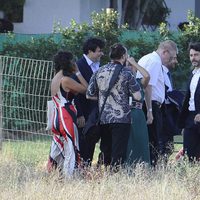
[153,51,162,62]
[192,67,200,74]
[83,54,93,66]
[162,65,169,73]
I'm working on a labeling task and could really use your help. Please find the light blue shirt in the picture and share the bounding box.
[83,54,100,73]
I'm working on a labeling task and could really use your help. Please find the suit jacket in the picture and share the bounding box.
[178,73,200,128]
[75,56,98,121]
[164,90,184,135]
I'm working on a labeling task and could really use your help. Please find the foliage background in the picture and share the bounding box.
[1,10,200,89]
[1,10,200,132]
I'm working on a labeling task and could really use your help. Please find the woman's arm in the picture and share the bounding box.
[73,63,88,89]
[62,72,88,94]
[75,71,88,89]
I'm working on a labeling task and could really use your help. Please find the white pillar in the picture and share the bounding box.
[0,11,4,18]
[0,56,3,150]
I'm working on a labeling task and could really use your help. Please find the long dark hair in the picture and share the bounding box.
[53,51,75,76]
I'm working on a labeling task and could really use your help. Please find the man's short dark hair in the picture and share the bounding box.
[83,37,105,54]
[109,43,127,60]
[188,42,200,52]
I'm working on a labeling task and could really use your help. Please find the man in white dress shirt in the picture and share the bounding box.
[137,40,178,166]
[179,42,200,161]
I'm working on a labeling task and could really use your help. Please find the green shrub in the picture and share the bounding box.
[1,9,124,133]
[53,19,92,60]
[1,10,200,134]
[1,33,60,60]
[55,9,125,64]
[121,30,161,60]
[90,9,126,63]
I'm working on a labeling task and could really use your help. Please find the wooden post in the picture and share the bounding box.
[0,56,3,150]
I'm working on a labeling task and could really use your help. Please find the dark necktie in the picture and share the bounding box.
[167,71,173,89]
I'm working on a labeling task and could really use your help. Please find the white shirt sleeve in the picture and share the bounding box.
[137,56,161,86]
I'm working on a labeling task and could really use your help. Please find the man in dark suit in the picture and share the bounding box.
[179,42,200,162]
[75,37,105,166]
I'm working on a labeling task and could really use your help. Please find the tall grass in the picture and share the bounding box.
[0,141,199,200]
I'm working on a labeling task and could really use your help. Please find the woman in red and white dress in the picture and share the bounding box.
[47,51,88,177]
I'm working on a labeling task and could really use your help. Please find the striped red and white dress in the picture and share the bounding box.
[47,86,80,177]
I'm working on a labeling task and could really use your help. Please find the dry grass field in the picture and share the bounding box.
[0,141,199,200]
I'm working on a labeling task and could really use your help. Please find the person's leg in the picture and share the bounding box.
[110,123,131,170]
[99,124,112,166]
[184,125,200,161]
[148,102,163,166]
[183,112,200,162]
[195,124,200,160]
[162,105,175,158]
[83,126,100,166]
[78,127,89,164]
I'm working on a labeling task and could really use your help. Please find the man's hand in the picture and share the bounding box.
[147,110,153,124]
[77,116,85,128]
[127,57,137,71]
[194,114,200,124]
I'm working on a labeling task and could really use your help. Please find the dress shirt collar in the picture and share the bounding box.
[83,54,93,66]
[192,67,200,75]
[162,65,169,73]
[152,51,162,62]
[83,54,100,72]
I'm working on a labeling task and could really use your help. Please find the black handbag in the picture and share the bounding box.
[82,63,123,141]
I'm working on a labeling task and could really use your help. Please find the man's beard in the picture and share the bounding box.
[192,60,200,67]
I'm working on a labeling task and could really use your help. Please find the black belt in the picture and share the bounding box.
[152,100,162,108]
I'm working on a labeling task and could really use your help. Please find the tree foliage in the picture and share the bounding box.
[1,9,200,133]
[1,9,124,132]
[1,9,200,91]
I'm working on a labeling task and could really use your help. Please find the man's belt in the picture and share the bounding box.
[152,100,162,108]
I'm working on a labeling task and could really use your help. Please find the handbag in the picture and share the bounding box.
[46,100,55,130]
[83,63,123,139]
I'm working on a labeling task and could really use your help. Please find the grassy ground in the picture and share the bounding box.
[0,139,199,200]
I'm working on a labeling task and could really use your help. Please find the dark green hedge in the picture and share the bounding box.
[1,10,200,132]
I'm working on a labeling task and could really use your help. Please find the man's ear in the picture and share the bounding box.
[87,50,93,59]
[87,50,92,55]
[163,50,169,55]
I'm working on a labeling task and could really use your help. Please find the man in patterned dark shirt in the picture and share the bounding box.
[86,43,141,170]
